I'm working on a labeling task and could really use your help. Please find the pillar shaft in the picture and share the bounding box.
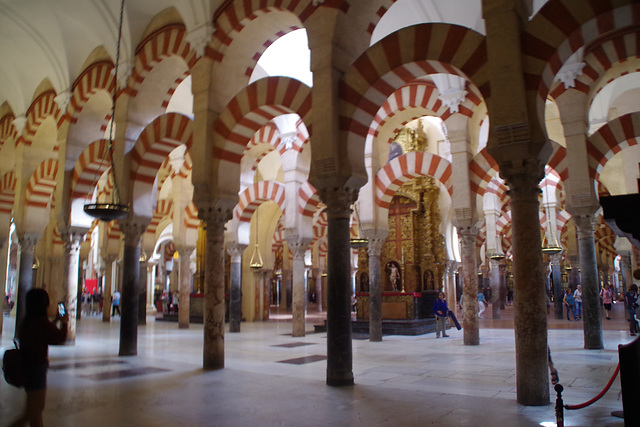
[490,259,501,319]
[118,221,146,356]
[322,188,355,386]
[574,215,604,349]
[227,244,245,333]
[551,253,563,319]
[178,248,194,329]
[459,227,479,345]
[367,237,385,342]
[286,238,311,337]
[65,232,83,343]
[102,255,116,322]
[508,173,549,406]
[202,211,229,370]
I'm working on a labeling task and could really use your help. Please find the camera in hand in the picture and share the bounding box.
[57,302,66,317]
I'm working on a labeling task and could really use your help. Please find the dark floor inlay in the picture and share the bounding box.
[278,355,327,365]
[272,342,315,348]
[49,360,127,371]
[79,366,170,381]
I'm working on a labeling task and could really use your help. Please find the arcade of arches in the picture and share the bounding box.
[1,0,640,407]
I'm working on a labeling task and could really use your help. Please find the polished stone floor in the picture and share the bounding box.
[0,302,634,427]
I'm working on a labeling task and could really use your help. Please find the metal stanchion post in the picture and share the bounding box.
[555,384,564,427]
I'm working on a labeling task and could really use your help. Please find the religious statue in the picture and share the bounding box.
[388,262,400,291]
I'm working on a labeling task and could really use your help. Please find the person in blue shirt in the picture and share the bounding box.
[433,292,449,338]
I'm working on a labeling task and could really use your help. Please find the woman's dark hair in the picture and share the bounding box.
[25,288,50,319]
[630,284,638,293]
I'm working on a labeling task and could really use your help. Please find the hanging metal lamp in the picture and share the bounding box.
[249,209,264,269]
[83,0,130,222]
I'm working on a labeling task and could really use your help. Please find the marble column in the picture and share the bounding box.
[446,260,459,315]
[322,187,356,386]
[0,238,8,335]
[102,255,117,322]
[202,210,230,370]
[507,172,549,406]
[620,251,633,296]
[574,214,604,349]
[146,260,157,314]
[64,230,85,343]
[551,253,564,319]
[367,236,386,342]
[458,227,479,345]
[118,221,146,356]
[253,269,264,320]
[178,247,194,329]
[227,244,245,333]
[15,233,38,334]
[489,258,501,319]
[286,238,311,337]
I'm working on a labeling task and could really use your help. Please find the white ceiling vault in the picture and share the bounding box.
[0,0,219,115]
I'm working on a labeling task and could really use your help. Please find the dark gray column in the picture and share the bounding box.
[551,253,564,319]
[15,233,38,334]
[138,253,147,326]
[118,220,147,356]
[201,208,231,370]
[574,214,603,349]
[227,244,245,333]
[458,227,479,345]
[506,172,549,406]
[367,235,386,342]
[490,258,501,319]
[322,187,356,386]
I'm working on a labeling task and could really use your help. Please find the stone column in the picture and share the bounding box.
[620,250,633,296]
[201,209,231,370]
[146,260,157,314]
[118,220,147,356]
[314,269,323,312]
[446,260,459,315]
[458,227,479,345]
[286,237,311,337]
[551,253,564,319]
[366,235,386,342]
[506,172,549,406]
[15,233,38,334]
[227,243,245,333]
[321,187,356,386]
[102,255,117,322]
[138,253,147,325]
[64,230,86,343]
[177,247,194,329]
[574,214,604,349]
[489,258,502,319]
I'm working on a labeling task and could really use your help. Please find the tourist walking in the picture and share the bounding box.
[563,289,577,321]
[111,289,121,316]
[573,285,582,319]
[601,285,613,320]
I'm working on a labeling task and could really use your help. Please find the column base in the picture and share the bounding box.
[326,376,354,387]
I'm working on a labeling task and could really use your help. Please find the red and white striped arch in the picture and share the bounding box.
[146,199,174,236]
[234,180,286,222]
[547,141,568,182]
[211,1,326,60]
[0,171,16,215]
[130,112,193,188]
[66,61,113,125]
[25,159,58,209]
[21,91,61,147]
[495,211,512,245]
[522,0,640,123]
[298,181,321,218]
[586,112,640,181]
[184,202,200,231]
[213,76,311,176]
[469,148,498,197]
[0,113,18,149]
[129,25,198,96]
[70,139,110,199]
[375,151,452,209]
[341,23,488,157]
[310,210,328,247]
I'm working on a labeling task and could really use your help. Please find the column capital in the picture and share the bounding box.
[285,236,312,259]
[118,219,149,246]
[366,237,386,257]
[17,232,39,252]
[317,186,358,220]
[573,214,596,237]
[195,197,234,228]
[501,159,545,202]
[550,253,563,266]
[226,243,247,263]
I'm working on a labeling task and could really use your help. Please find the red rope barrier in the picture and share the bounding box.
[564,362,620,410]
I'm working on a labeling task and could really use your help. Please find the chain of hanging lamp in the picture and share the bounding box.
[83,0,130,221]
